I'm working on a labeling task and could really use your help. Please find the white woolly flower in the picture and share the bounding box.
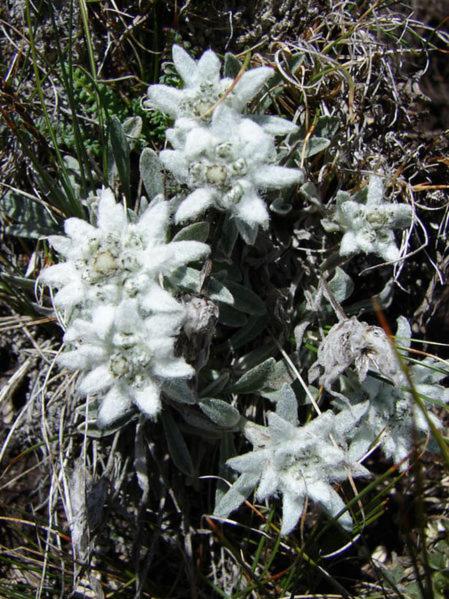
[342,321,449,467]
[160,107,303,242]
[40,188,210,314]
[215,397,368,535]
[322,175,413,262]
[59,300,194,426]
[146,45,297,136]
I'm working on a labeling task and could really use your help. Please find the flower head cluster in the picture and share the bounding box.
[41,188,210,426]
[147,46,303,243]
[215,393,368,535]
[338,319,449,467]
[322,175,413,261]
[40,188,208,314]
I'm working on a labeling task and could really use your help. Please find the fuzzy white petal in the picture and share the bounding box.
[53,282,84,307]
[48,235,72,256]
[233,67,274,107]
[253,165,303,189]
[280,492,305,535]
[159,150,189,181]
[152,358,194,379]
[146,85,182,117]
[97,188,127,232]
[141,284,183,313]
[175,188,216,223]
[146,313,184,337]
[79,365,114,395]
[196,50,221,83]
[172,44,198,85]
[64,217,95,241]
[138,201,169,244]
[184,128,216,159]
[234,193,269,228]
[98,385,133,427]
[133,379,161,419]
[40,262,78,286]
[250,115,299,136]
[91,305,116,339]
[163,241,210,271]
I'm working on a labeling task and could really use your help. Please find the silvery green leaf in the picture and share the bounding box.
[216,215,239,262]
[229,315,267,350]
[314,115,339,139]
[161,410,195,476]
[200,371,230,398]
[169,266,202,292]
[395,316,411,352]
[329,267,354,303]
[262,360,294,393]
[218,303,248,328]
[122,116,142,149]
[235,218,258,245]
[299,136,330,157]
[230,358,276,394]
[199,398,241,428]
[214,473,260,518]
[206,277,234,305]
[173,221,210,243]
[108,116,130,199]
[178,408,222,435]
[223,52,242,77]
[236,341,277,371]
[300,181,321,206]
[1,192,59,239]
[139,147,164,200]
[274,384,299,425]
[162,379,196,404]
[225,280,266,315]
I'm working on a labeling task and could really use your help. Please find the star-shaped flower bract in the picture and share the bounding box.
[341,320,449,467]
[160,106,302,243]
[40,188,210,315]
[146,45,297,136]
[215,400,368,535]
[322,175,413,262]
[60,300,194,426]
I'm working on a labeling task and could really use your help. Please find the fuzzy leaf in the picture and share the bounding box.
[122,116,142,149]
[225,280,266,315]
[229,315,267,350]
[214,473,259,518]
[108,116,131,199]
[230,358,276,394]
[329,267,354,303]
[206,277,234,305]
[1,192,59,238]
[161,411,195,476]
[223,52,242,78]
[162,379,196,404]
[218,303,248,328]
[172,221,210,243]
[199,398,241,428]
[139,148,164,200]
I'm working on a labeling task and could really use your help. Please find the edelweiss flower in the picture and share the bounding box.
[146,45,297,136]
[322,176,413,262]
[40,188,209,314]
[342,320,449,467]
[216,403,368,534]
[60,300,194,425]
[160,107,302,242]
